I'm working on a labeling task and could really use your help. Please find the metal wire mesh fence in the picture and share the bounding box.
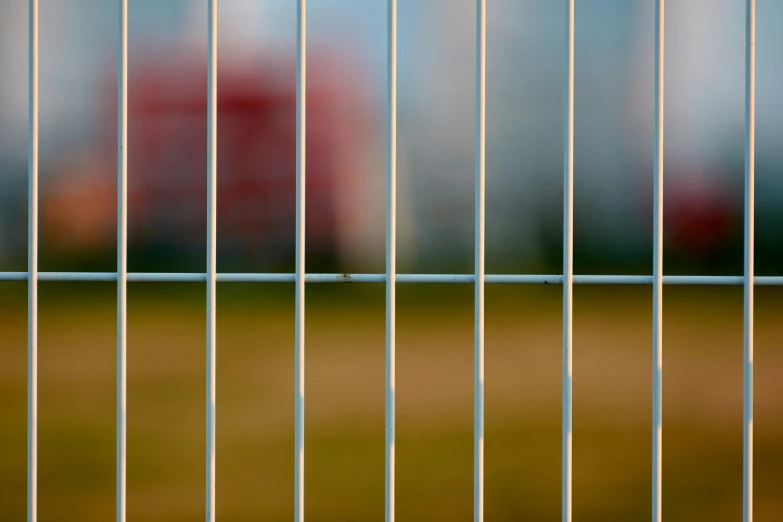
[0,1,769,521]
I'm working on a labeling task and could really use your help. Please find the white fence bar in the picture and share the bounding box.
[295,1,306,521]
[743,1,755,521]
[116,1,128,521]
[206,1,218,520]
[27,1,39,521]
[474,1,486,522]
[3,272,783,286]
[562,1,574,521]
[385,1,397,521]
[652,1,664,520]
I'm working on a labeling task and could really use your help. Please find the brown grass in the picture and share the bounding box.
[0,283,781,521]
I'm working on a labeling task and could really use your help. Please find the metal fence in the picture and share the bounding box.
[0,1,771,521]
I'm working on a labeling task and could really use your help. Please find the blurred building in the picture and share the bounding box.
[402,0,646,272]
[1,1,782,274]
[628,0,783,271]
[404,0,783,273]
[0,1,388,272]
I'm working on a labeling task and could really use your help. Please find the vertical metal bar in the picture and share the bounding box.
[562,1,574,521]
[206,1,218,521]
[743,1,755,521]
[474,1,486,522]
[295,1,306,521]
[385,1,397,522]
[27,1,38,522]
[116,1,128,521]
[651,2,664,521]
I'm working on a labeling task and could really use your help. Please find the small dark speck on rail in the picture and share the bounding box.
[341,273,352,283]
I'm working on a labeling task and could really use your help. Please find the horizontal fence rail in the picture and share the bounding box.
[7,0,762,521]
[2,272,781,285]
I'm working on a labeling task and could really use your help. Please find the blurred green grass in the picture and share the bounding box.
[1,283,782,521]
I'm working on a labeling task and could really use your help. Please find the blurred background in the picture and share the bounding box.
[1,0,782,520]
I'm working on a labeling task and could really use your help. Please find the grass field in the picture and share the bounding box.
[1,282,782,521]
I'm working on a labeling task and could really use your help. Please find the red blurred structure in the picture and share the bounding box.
[43,46,373,268]
[666,167,735,261]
